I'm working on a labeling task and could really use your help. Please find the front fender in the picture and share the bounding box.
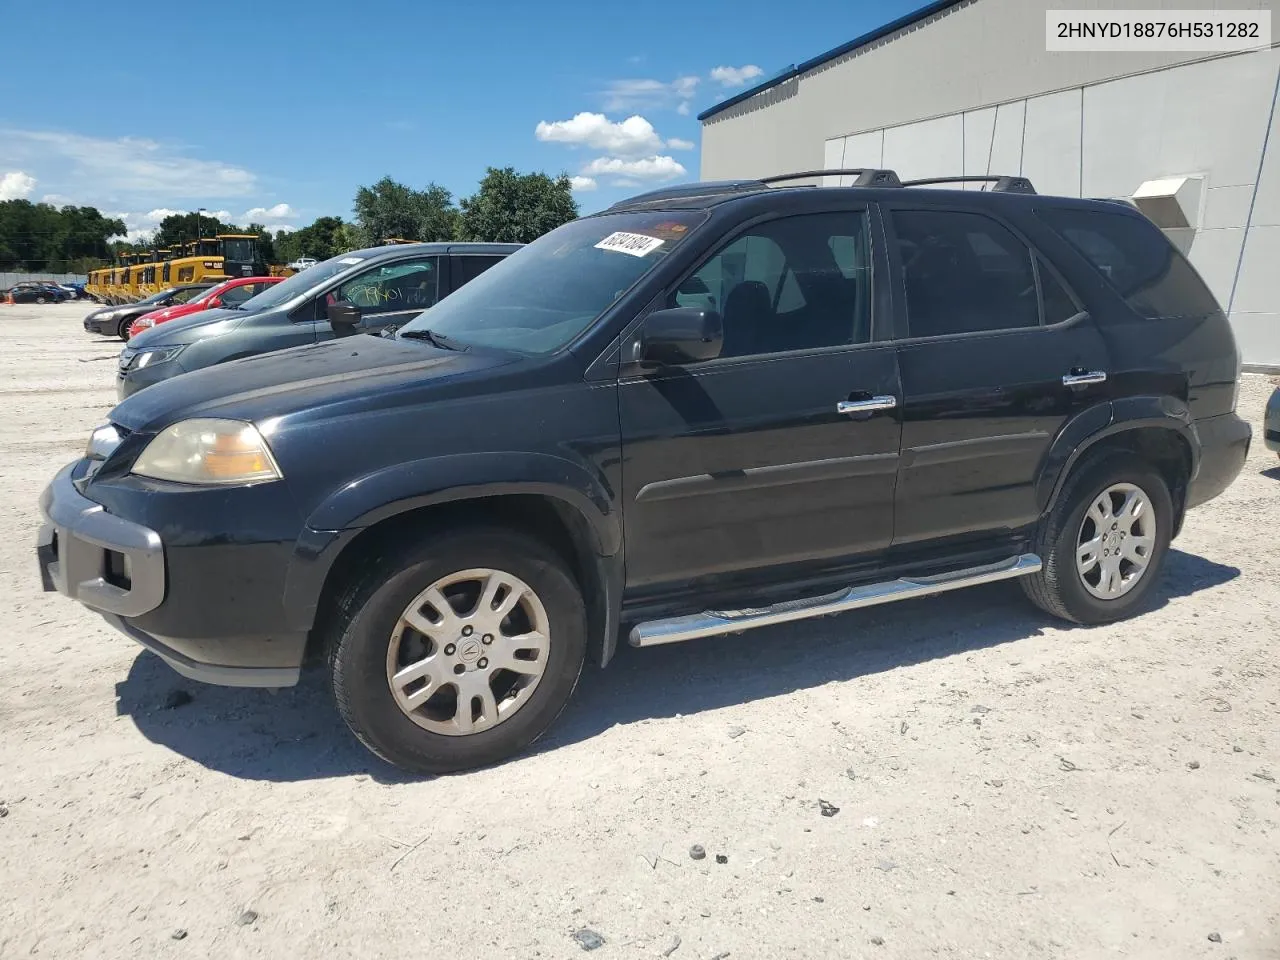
[303,451,620,553]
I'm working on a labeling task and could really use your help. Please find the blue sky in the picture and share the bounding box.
[0,0,918,240]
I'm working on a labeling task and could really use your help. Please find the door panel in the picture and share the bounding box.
[619,208,899,592]
[894,322,1109,545]
[620,348,902,589]
[884,205,1111,547]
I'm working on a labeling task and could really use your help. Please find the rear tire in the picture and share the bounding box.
[328,526,587,775]
[1021,452,1173,625]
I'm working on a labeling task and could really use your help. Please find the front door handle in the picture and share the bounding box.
[1062,370,1107,387]
[837,395,897,415]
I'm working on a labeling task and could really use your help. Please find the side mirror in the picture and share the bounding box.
[638,307,723,366]
[327,299,363,337]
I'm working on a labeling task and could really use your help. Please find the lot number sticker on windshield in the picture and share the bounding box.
[595,231,665,257]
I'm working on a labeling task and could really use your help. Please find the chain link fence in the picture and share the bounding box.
[1,272,90,288]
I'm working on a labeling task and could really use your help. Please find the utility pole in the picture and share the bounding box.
[196,207,206,244]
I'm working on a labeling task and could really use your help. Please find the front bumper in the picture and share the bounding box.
[37,462,302,687]
[1187,412,1252,510]
[37,462,165,617]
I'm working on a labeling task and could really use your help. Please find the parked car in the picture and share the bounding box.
[115,242,518,398]
[37,170,1250,775]
[83,284,216,340]
[1265,386,1280,457]
[128,276,284,338]
[288,257,318,271]
[6,282,70,304]
[51,282,86,300]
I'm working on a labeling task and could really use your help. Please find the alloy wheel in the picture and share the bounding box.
[1076,482,1156,600]
[385,567,550,736]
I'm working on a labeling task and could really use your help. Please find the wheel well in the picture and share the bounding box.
[306,494,606,665]
[1083,427,1192,532]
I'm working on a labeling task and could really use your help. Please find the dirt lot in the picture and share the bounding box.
[0,301,1277,959]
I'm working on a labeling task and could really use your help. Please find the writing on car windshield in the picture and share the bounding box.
[397,212,706,353]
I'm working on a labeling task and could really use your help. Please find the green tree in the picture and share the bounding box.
[275,215,349,263]
[0,200,125,271]
[455,167,578,244]
[352,176,457,243]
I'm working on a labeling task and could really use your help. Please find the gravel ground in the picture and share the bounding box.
[1,302,1277,960]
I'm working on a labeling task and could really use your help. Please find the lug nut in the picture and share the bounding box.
[482,634,493,645]
[462,625,474,636]
[444,643,456,655]
[477,658,488,669]
[453,664,465,675]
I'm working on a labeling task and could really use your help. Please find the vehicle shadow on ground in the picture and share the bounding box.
[1260,465,1280,481]
[114,548,1238,783]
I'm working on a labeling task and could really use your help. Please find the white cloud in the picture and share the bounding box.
[602,76,699,113]
[569,176,597,192]
[676,101,691,116]
[143,207,186,222]
[667,137,695,151]
[244,202,295,220]
[536,113,665,156]
[41,193,69,206]
[710,64,764,87]
[0,170,36,200]
[264,223,295,234]
[0,129,255,201]
[582,156,686,183]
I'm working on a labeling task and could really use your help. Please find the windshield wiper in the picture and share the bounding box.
[397,328,464,350]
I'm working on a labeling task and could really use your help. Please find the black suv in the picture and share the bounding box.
[37,170,1250,774]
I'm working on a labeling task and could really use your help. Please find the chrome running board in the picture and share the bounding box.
[628,553,1042,648]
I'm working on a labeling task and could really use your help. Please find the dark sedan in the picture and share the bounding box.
[6,282,70,304]
[83,284,215,340]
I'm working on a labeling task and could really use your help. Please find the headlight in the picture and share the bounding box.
[132,418,283,485]
[130,345,185,370]
[97,309,120,320]
[132,317,155,331]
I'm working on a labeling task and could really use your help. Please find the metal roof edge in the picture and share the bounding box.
[696,0,969,122]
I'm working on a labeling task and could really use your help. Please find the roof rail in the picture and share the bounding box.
[902,175,1036,194]
[609,180,765,209]
[759,168,903,188]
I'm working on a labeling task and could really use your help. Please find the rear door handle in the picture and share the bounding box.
[1062,370,1107,386]
[837,395,897,415]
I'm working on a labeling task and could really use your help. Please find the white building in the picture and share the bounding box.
[699,0,1280,366]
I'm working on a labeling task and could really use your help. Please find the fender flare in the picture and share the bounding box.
[288,452,624,664]
[1038,395,1199,516]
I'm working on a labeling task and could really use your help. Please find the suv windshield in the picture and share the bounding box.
[398,211,707,353]
[236,252,373,313]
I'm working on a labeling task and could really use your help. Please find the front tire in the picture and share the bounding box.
[117,318,133,340]
[35,296,46,304]
[328,527,587,775]
[1022,452,1173,625]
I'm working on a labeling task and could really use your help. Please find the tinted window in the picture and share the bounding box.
[891,209,1039,337]
[451,255,505,288]
[1037,258,1081,325]
[336,258,439,315]
[1037,206,1220,319]
[220,283,259,306]
[672,212,872,358]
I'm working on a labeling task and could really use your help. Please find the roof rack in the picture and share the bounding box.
[759,168,903,187]
[902,175,1037,194]
[608,180,765,209]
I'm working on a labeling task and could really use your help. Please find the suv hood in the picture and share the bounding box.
[110,334,516,432]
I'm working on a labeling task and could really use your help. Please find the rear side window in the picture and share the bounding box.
[451,254,505,288]
[890,209,1040,337]
[1037,207,1221,319]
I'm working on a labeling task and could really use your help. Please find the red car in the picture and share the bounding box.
[128,276,284,337]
